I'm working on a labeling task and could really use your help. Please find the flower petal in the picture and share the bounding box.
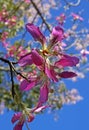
[55,55,79,67]
[13,122,23,130]
[39,82,49,104]
[59,71,77,78]
[18,53,33,67]
[20,79,36,91]
[31,49,44,66]
[27,114,34,122]
[11,112,22,123]
[26,23,46,44]
[34,105,49,113]
[51,26,64,44]
[45,64,58,82]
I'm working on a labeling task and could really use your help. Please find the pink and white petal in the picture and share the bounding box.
[34,105,49,113]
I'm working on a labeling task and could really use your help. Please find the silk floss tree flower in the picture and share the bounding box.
[18,23,79,92]
[16,23,79,129]
[11,81,49,130]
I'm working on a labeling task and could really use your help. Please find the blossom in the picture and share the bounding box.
[11,112,24,130]
[26,23,46,44]
[81,49,89,56]
[60,89,83,105]
[12,84,49,129]
[50,26,64,45]
[71,13,83,21]
[11,112,34,130]
[1,31,9,42]
[56,13,66,25]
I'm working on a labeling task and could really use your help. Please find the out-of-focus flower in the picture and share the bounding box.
[23,0,30,3]
[60,89,83,104]
[50,26,64,46]
[56,13,66,25]
[81,49,89,56]
[71,13,84,21]
[1,31,9,42]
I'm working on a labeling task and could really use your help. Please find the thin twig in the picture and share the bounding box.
[11,62,29,82]
[64,0,81,7]
[30,0,51,32]
[0,57,16,98]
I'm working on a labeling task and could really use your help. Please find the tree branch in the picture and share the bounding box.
[0,57,16,98]
[64,0,81,7]
[30,0,51,32]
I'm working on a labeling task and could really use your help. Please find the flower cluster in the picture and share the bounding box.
[11,23,79,130]
[0,8,17,28]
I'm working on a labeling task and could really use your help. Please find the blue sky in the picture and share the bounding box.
[0,1,89,130]
[0,73,89,130]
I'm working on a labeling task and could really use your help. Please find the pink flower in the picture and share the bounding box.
[59,71,77,78]
[1,31,9,42]
[56,13,66,25]
[81,49,89,56]
[11,112,24,130]
[26,23,46,44]
[51,26,64,42]
[71,13,83,21]
[55,54,79,67]
[12,112,34,130]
